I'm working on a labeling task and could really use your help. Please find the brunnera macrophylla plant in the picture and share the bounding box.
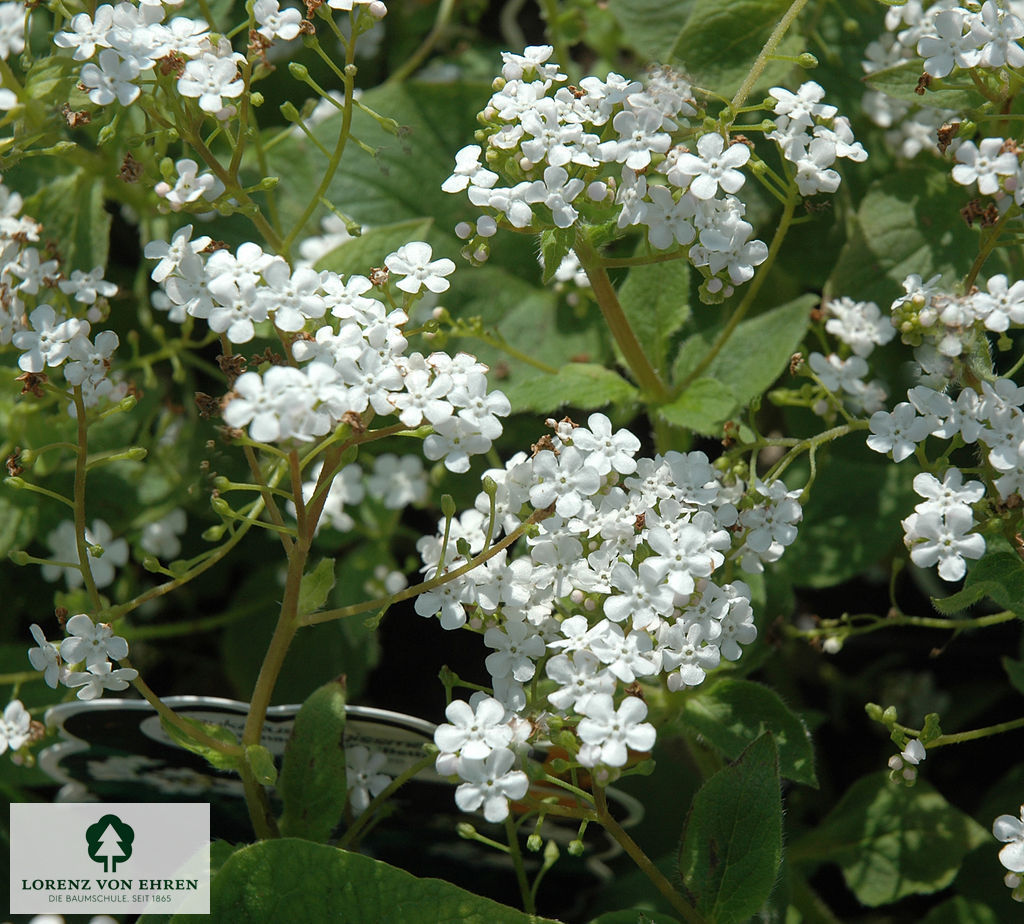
[6,0,1024,918]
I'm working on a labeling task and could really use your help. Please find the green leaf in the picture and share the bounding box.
[657,377,737,434]
[931,536,1024,617]
[680,678,817,786]
[674,295,814,407]
[672,0,800,97]
[922,897,1001,924]
[205,838,561,923]
[606,0,694,62]
[617,257,690,377]
[540,228,576,284]
[315,218,433,276]
[777,451,915,588]
[278,676,348,843]
[23,55,78,104]
[298,557,337,619]
[789,772,989,905]
[502,363,639,414]
[1003,656,1024,696]
[159,715,241,772]
[22,171,111,272]
[864,60,982,110]
[678,734,783,924]
[827,168,979,307]
[588,912,683,924]
[246,744,278,786]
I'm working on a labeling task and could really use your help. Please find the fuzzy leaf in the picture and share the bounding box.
[278,676,348,843]
[680,678,817,786]
[678,734,783,923]
[502,363,639,413]
[204,839,561,923]
[789,772,989,905]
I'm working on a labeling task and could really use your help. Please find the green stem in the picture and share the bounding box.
[281,32,357,256]
[71,388,103,611]
[386,0,456,84]
[729,0,813,114]
[963,204,1017,291]
[303,509,549,626]
[593,786,705,924]
[788,608,1017,642]
[900,714,1024,747]
[573,232,671,401]
[336,753,435,849]
[677,190,798,393]
[506,816,535,914]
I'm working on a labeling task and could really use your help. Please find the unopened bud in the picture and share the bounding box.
[526,834,543,852]
[797,52,818,68]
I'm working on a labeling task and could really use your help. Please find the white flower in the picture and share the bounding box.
[671,133,750,200]
[156,158,225,209]
[80,48,141,106]
[951,138,1018,196]
[61,613,130,667]
[140,508,188,559]
[65,661,139,700]
[384,242,455,294]
[12,304,88,372]
[454,747,529,822]
[345,746,391,814]
[0,700,31,754]
[917,9,985,78]
[434,696,512,760]
[28,624,61,688]
[177,53,244,114]
[576,693,656,768]
[53,6,113,60]
[867,402,933,462]
[902,506,985,581]
[769,82,837,126]
[995,807,1024,873]
[253,0,303,41]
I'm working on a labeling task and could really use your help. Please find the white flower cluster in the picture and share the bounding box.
[891,271,1024,363]
[860,1,1024,159]
[0,179,125,412]
[50,0,387,117]
[887,737,926,783]
[868,375,1024,505]
[27,615,138,701]
[445,47,862,299]
[901,468,986,581]
[995,805,1024,902]
[766,82,868,197]
[808,296,895,415]
[146,229,508,473]
[425,413,804,821]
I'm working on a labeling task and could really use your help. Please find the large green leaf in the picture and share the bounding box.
[278,676,348,843]
[606,0,695,65]
[680,678,817,786]
[202,838,561,923]
[931,535,1024,619]
[678,734,783,924]
[827,168,979,308]
[616,257,690,378]
[789,772,989,906]
[656,378,737,434]
[671,0,802,98]
[502,363,639,414]
[921,897,1001,924]
[777,450,915,588]
[673,295,814,407]
[22,170,111,272]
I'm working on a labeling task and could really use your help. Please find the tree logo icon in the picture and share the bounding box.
[85,814,135,873]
